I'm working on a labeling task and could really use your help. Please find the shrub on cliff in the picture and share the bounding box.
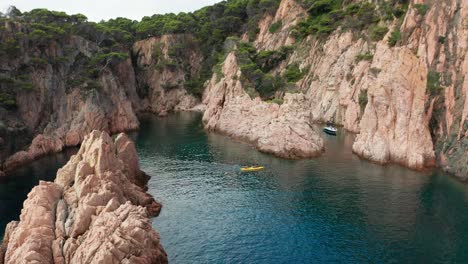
[258,74,284,97]
[413,4,428,16]
[266,98,284,105]
[0,37,20,58]
[388,28,401,47]
[0,92,16,108]
[233,41,289,99]
[355,52,373,62]
[255,46,292,71]
[185,78,205,97]
[269,20,282,33]
[369,25,389,41]
[0,76,35,91]
[358,90,368,112]
[284,63,306,83]
[293,0,406,40]
[427,71,442,96]
[90,52,129,68]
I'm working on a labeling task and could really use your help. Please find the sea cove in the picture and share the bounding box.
[3,113,468,263]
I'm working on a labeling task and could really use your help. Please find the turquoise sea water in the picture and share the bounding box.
[2,112,468,263]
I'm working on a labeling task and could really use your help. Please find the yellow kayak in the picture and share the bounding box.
[241,166,264,172]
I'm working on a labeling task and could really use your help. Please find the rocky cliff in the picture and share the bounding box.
[203,52,324,158]
[0,20,200,173]
[0,130,167,263]
[201,0,467,178]
[132,34,202,115]
[0,21,140,172]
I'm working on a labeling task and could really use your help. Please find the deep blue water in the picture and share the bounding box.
[2,112,468,263]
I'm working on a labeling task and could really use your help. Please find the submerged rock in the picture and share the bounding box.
[0,131,167,264]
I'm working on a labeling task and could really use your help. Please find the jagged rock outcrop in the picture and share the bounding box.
[132,34,202,115]
[203,52,324,158]
[0,130,167,264]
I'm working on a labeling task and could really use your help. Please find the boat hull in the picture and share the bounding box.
[323,129,337,135]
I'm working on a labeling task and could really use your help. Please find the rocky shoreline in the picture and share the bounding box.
[0,131,167,263]
[202,52,324,159]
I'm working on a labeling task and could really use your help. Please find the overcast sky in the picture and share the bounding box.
[0,0,223,22]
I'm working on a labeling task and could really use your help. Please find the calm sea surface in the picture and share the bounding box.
[2,112,468,263]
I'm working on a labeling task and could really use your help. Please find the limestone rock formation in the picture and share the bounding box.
[203,52,324,159]
[0,131,167,264]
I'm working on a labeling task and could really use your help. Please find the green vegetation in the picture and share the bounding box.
[0,37,20,58]
[427,71,442,96]
[369,25,389,41]
[266,98,284,105]
[388,28,401,47]
[255,46,293,71]
[130,0,282,96]
[292,0,409,41]
[358,89,368,112]
[30,57,49,66]
[284,63,307,83]
[0,69,35,109]
[269,20,282,33]
[382,0,409,19]
[0,92,16,108]
[293,0,382,40]
[0,0,412,105]
[233,41,287,99]
[84,80,103,91]
[355,52,373,62]
[133,0,280,48]
[90,52,128,67]
[413,4,428,16]
[0,1,287,99]
[151,43,164,61]
[0,76,35,91]
[185,78,205,97]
